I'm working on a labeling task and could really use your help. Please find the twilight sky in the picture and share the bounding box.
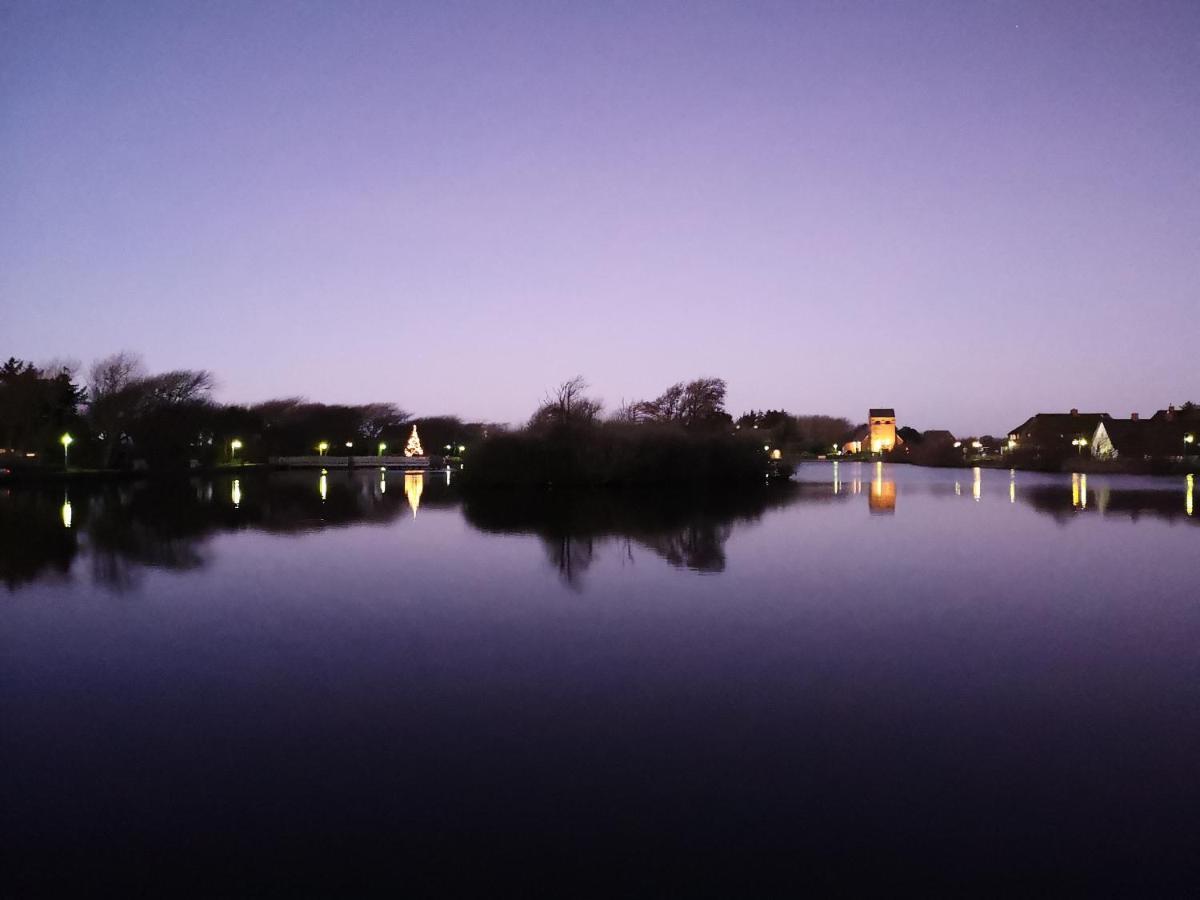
[2,1,1197,433]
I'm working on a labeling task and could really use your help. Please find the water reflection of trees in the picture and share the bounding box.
[461,484,798,587]
[0,489,78,589]
[0,471,455,593]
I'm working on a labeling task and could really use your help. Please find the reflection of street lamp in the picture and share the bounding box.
[230,438,243,462]
[60,433,73,470]
[317,441,329,456]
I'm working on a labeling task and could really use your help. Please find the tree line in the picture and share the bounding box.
[0,353,488,471]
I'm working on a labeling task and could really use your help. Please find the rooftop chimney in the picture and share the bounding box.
[1070,408,1079,416]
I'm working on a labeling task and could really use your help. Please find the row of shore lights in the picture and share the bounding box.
[53,431,1198,469]
[314,441,465,455]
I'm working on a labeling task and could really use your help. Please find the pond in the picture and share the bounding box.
[2,464,1196,894]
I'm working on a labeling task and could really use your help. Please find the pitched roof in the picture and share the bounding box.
[1008,412,1110,440]
[1151,406,1200,424]
[868,408,895,418]
[1096,418,1191,458]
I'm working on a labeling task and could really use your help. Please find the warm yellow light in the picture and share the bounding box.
[319,472,327,501]
[404,471,423,518]
[345,441,354,448]
[763,444,770,452]
[1187,474,1193,517]
[971,440,982,449]
[317,441,329,455]
[458,445,465,453]
[953,441,962,448]
[231,479,241,508]
[771,449,781,460]
[378,442,387,455]
[230,439,243,451]
[1185,434,1195,444]
[60,433,73,447]
[61,498,72,529]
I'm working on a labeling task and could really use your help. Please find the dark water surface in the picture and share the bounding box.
[2,464,1196,895]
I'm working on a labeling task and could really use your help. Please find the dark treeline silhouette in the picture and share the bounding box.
[0,353,492,472]
[463,376,780,486]
[735,410,855,455]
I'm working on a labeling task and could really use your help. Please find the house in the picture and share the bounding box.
[840,424,869,454]
[1092,416,1194,461]
[1151,404,1200,426]
[1006,409,1110,457]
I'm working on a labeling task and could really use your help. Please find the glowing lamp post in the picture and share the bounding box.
[317,441,329,457]
[230,438,243,463]
[1072,437,1088,456]
[60,433,73,471]
[378,441,387,457]
[1186,434,1195,451]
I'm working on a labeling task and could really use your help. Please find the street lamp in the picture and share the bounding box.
[60,433,73,470]
[230,438,243,463]
[378,441,387,457]
[1186,434,1195,449]
[317,441,329,456]
[457,444,465,454]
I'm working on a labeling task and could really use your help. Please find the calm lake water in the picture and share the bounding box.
[2,464,1196,895]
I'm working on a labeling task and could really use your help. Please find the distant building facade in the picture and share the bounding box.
[867,408,898,453]
[1092,406,1198,461]
[1006,409,1110,458]
[840,409,902,454]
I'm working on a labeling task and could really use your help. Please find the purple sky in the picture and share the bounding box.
[2,1,1197,434]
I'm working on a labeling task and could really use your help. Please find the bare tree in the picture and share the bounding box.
[677,377,727,426]
[618,377,728,427]
[143,369,215,406]
[88,352,146,401]
[529,376,603,428]
[87,353,148,464]
[357,402,411,440]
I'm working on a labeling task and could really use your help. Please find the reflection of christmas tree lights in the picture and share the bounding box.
[404,472,423,517]
[404,425,424,457]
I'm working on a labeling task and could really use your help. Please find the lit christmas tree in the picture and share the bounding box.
[404,425,424,457]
